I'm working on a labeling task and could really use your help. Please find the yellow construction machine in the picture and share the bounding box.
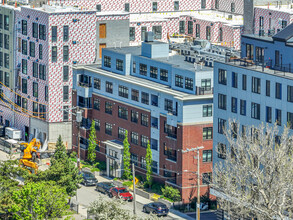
[19,138,42,174]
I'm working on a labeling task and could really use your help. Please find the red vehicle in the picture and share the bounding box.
[109,187,133,201]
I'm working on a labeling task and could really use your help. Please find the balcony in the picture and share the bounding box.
[77,81,92,98]
[166,132,177,140]
[151,94,158,107]
[151,117,158,129]
[226,58,293,78]
[78,81,92,88]
[167,112,177,127]
[196,86,213,95]
[151,138,158,151]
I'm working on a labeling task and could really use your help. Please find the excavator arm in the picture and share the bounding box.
[19,138,42,174]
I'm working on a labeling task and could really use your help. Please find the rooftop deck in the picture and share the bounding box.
[217,58,293,80]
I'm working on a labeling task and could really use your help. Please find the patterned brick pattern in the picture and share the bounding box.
[50,0,215,13]
[48,12,97,122]
[130,15,242,50]
[216,0,244,15]
[254,7,291,35]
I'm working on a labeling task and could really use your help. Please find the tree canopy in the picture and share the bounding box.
[88,120,97,164]
[9,181,68,220]
[122,130,132,180]
[88,197,159,220]
[145,140,152,188]
[213,122,293,219]
[26,135,82,196]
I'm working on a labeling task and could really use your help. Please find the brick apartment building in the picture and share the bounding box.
[72,34,214,202]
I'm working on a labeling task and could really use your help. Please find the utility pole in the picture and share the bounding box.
[182,146,204,220]
[59,106,82,171]
[196,149,200,220]
[76,107,82,171]
[132,163,136,215]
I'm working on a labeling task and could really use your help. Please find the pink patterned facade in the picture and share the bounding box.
[254,6,293,36]
[0,5,129,145]
[129,12,242,50]
[50,0,215,13]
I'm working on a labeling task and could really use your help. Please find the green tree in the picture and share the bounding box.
[145,140,152,188]
[0,160,26,217]
[161,185,181,202]
[87,120,97,164]
[26,136,82,196]
[122,130,132,180]
[9,182,68,220]
[88,197,159,220]
[52,135,67,162]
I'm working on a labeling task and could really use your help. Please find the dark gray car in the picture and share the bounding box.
[143,202,169,216]
[96,182,115,195]
[80,171,98,186]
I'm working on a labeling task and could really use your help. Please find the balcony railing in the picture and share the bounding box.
[78,81,92,88]
[167,109,177,116]
[227,58,293,75]
[196,86,213,95]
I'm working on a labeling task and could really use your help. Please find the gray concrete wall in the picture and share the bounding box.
[243,0,254,34]
[30,117,49,142]
[48,121,72,149]
[96,19,130,60]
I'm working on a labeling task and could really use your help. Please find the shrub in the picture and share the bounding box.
[161,185,181,202]
[97,161,106,171]
[122,181,133,187]
[151,182,164,194]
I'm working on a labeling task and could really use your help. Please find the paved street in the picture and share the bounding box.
[77,184,179,219]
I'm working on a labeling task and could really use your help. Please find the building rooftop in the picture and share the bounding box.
[73,64,213,101]
[21,4,96,13]
[96,11,129,16]
[130,10,243,27]
[256,5,293,14]
[104,45,213,72]
[273,22,293,42]
[242,34,274,42]
[216,59,293,81]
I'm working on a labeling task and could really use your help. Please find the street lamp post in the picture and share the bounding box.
[182,146,204,220]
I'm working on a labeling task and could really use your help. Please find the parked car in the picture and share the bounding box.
[143,202,169,216]
[200,202,209,211]
[96,182,115,195]
[109,187,133,201]
[79,171,98,186]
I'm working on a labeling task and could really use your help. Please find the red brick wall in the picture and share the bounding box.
[72,91,214,202]
[180,123,213,202]
[72,92,152,164]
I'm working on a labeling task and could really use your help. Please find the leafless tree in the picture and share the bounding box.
[213,122,293,219]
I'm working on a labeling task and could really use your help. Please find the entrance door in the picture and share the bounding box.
[25,126,29,142]
[109,158,118,178]
[99,43,106,58]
